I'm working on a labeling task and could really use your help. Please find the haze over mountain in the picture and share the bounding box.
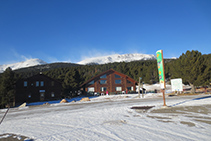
[78,53,156,65]
[0,53,156,73]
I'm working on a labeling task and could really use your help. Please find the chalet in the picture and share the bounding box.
[15,73,62,106]
[80,69,138,95]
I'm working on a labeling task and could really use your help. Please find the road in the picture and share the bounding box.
[1,94,208,121]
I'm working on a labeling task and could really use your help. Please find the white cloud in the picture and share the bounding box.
[0,49,33,65]
[48,57,72,63]
[78,48,119,61]
[77,47,154,63]
[11,49,32,61]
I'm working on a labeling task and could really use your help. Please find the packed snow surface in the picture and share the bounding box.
[0,58,46,72]
[0,93,211,141]
[78,53,156,64]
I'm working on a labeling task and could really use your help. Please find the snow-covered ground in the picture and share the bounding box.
[0,93,211,141]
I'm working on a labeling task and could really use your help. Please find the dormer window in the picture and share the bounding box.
[100,74,107,78]
[88,80,94,85]
[115,74,121,78]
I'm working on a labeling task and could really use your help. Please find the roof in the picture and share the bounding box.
[20,73,62,84]
[80,69,137,87]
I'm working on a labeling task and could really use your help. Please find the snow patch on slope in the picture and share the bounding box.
[78,53,156,65]
[0,58,47,72]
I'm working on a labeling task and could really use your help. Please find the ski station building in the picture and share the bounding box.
[80,69,138,95]
[15,73,62,106]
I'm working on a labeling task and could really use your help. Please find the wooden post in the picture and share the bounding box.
[156,50,167,106]
[162,89,166,106]
[0,107,9,125]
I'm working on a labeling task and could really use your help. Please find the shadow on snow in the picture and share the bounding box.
[169,95,211,107]
[26,96,98,106]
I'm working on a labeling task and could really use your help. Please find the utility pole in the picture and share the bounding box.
[142,82,144,98]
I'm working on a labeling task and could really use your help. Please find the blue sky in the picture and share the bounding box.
[0,0,211,64]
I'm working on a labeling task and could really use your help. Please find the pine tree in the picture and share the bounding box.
[62,69,81,97]
[0,67,15,108]
[170,50,207,93]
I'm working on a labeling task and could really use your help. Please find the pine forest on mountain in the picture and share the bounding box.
[0,50,211,107]
[1,50,211,88]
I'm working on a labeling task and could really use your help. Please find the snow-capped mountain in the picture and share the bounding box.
[0,59,47,73]
[0,53,156,73]
[78,53,156,65]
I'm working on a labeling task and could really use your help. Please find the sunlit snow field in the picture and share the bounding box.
[0,92,211,141]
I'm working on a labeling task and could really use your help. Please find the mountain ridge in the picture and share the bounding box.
[78,53,156,65]
[0,58,47,73]
[0,53,156,73]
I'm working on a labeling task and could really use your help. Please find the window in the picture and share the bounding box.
[40,81,44,87]
[51,92,55,97]
[127,87,133,91]
[36,81,39,87]
[100,80,107,84]
[131,87,134,91]
[24,81,27,87]
[100,74,107,78]
[115,80,121,84]
[115,74,121,78]
[127,80,132,84]
[88,80,94,85]
[100,87,107,91]
[115,87,122,91]
[88,87,95,92]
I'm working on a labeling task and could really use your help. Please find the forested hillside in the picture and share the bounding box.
[1,50,210,87]
[9,62,79,79]
[0,50,211,100]
[44,60,160,84]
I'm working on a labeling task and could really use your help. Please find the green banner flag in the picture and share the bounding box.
[156,50,166,89]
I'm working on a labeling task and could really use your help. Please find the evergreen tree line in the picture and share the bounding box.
[43,51,211,90]
[0,68,16,108]
[0,50,210,108]
[168,50,211,93]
